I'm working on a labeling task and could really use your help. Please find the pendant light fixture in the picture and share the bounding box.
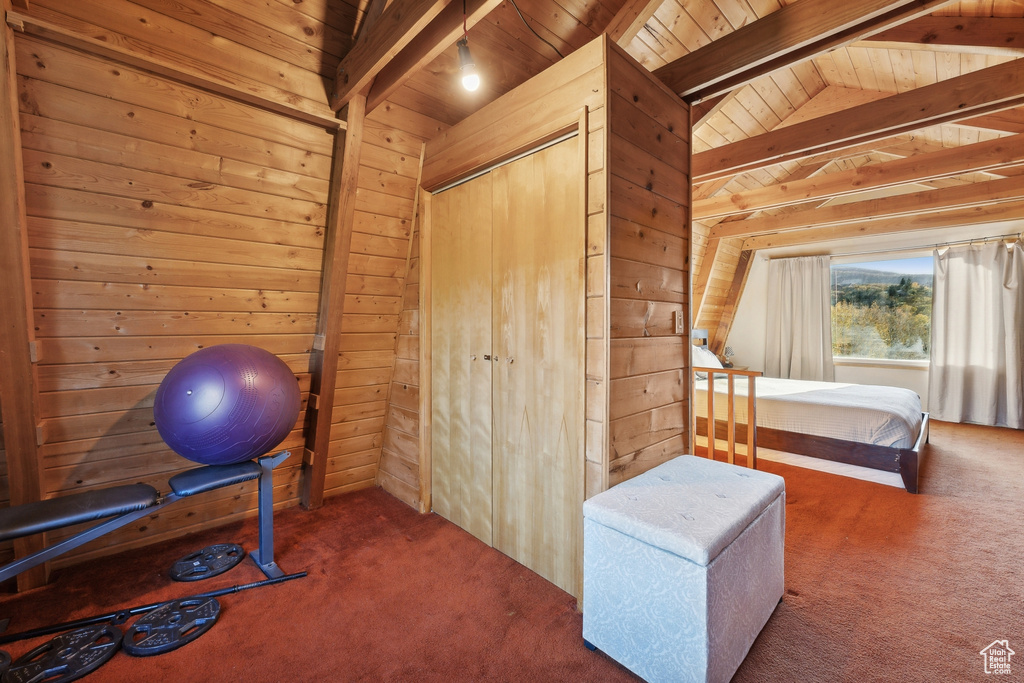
[458,0,480,91]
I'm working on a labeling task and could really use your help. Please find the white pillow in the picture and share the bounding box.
[691,345,722,380]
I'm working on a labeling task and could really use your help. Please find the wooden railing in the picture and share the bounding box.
[692,367,762,468]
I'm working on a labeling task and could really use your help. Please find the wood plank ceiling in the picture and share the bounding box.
[652,0,1024,350]
[369,0,1024,351]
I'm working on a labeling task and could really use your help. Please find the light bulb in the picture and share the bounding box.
[457,37,480,92]
[462,69,480,92]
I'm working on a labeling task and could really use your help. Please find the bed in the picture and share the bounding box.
[691,348,930,493]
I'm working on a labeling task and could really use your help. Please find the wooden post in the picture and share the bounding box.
[747,375,757,469]
[1,0,47,590]
[300,95,366,510]
[706,370,715,460]
[418,187,432,514]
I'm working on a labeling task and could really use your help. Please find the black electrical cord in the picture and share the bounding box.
[507,0,565,59]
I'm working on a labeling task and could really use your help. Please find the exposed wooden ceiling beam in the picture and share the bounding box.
[695,132,1024,219]
[652,0,957,102]
[692,56,1024,182]
[692,236,721,325]
[332,0,452,112]
[742,200,1024,250]
[863,15,1024,51]
[692,162,824,320]
[955,108,1024,134]
[711,248,754,354]
[365,0,502,112]
[604,0,661,48]
[691,94,728,129]
[355,0,389,42]
[714,173,1024,240]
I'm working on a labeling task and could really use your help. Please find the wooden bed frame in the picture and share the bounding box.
[693,367,930,493]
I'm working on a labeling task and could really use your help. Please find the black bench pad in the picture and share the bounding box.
[169,460,261,497]
[0,484,159,543]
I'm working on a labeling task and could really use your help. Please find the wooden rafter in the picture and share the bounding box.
[695,132,1024,220]
[355,0,389,42]
[366,0,502,113]
[713,249,754,354]
[691,94,728,129]
[956,108,1024,135]
[332,0,452,111]
[864,15,1024,51]
[604,0,661,48]
[712,173,1024,239]
[692,56,1024,182]
[653,0,957,102]
[1,0,46,590]
[742,199,1024,250]
[301,96,366,510]
[692,236,721,325]
[691,159,826,326]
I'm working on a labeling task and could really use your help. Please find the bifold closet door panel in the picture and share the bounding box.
[490,138,586,595]
[430,176,493,545]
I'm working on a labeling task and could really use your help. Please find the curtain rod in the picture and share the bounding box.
[765,231,1024,262]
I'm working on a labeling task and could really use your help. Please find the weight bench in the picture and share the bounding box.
[0,451,291,585]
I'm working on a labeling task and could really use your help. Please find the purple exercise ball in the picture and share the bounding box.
[154,344,301,465]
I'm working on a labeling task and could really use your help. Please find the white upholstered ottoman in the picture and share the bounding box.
[582,455,785,683]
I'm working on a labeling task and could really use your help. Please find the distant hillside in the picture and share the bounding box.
[832,266,933,288]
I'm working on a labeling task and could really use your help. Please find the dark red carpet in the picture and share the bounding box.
[1,420,1021,682]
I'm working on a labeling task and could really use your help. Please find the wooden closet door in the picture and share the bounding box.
[490,138,585,596]
[430,175,493,545]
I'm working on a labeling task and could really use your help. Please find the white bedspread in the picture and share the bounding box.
[694,376,923,449]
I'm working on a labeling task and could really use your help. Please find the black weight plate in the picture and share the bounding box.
[3,624,121,683]
[170,543,245,582]
[122,597,220,657]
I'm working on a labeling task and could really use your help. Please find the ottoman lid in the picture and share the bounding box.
[583,456,784,566]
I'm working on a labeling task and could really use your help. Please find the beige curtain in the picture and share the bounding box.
[929,241,1024,429]
[764,255,835,381]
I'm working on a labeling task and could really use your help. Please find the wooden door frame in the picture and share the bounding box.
[419,110,588,515]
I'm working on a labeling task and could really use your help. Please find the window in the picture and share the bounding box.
[830,256,933,360]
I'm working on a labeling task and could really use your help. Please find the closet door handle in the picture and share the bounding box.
[484,354,492,361]
[470,354,477,361]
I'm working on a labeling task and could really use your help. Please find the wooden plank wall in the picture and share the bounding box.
[23,0,350,122]
[3,0,364,569]
[376,223,423,507]
[17,34,324,565]
[347,102,445,507]
[605,43,692,487]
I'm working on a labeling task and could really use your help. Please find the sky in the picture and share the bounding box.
[845,256,933,275]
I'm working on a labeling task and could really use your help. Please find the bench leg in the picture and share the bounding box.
[249,451,290,579]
